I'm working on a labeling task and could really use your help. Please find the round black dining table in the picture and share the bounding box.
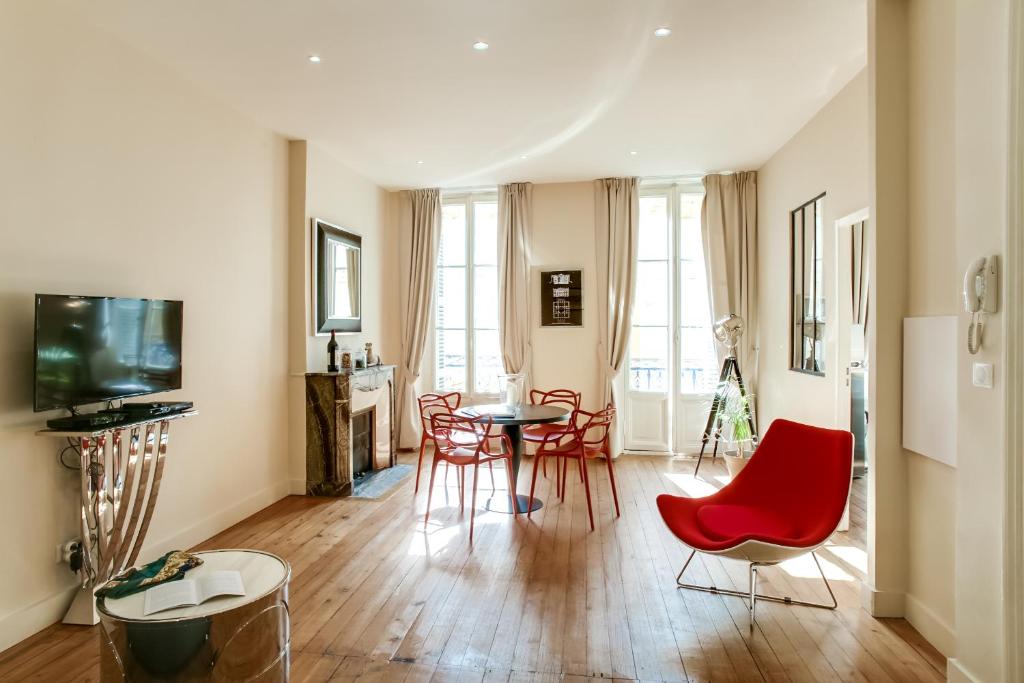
[456,403,571,513]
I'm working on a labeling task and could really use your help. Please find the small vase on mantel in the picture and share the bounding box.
[327,330,339,372]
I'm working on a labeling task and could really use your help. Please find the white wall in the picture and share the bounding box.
[948,0,1009,679]
[904,0,957,657]
[756,70,869,431]
[530,182,603,410]
[286,141,396,489]
[0,3,290,650]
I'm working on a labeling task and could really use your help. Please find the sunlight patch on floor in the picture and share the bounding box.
[822,542,868,573]
[779,552,854,581]
[663,471,719,497]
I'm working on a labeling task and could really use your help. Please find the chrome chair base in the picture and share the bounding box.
[674,549,837,627]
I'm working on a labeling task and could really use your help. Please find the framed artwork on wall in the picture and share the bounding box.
[540,269,582,327]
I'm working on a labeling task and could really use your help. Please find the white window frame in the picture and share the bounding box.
[430,190,500,403]
[622,180,717,454]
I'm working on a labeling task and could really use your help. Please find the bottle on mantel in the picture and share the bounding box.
[327,330,339,372]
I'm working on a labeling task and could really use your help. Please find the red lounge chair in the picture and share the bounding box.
[656,419,853,625]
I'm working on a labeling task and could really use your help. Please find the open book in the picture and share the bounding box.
[143,570,245,615]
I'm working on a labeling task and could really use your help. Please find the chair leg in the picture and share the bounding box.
[424,458,440,526]
[469,464,480,544]
[673,549,839,619]
[561,457,569,500]
[459,466,466,512]
[415,433,428,493]
[604,453,621,517]
[528,453,542,519]
[578,457,584,483]
[489,461,495,490]
[748,563,758,630]
[579,455,595,531]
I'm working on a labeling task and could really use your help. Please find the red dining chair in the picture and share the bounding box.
[523,388,581,483]
[424,413,517,542]
[527,405,620,531]
[656,419,853,627]
[415,392,461,493]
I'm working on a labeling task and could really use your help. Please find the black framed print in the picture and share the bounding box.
[540,269,583,327]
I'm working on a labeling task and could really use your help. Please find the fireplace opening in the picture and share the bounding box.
[352,409,374,478]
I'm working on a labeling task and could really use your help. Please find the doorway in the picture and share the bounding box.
[835,208,870,478]
[622,183,720,454]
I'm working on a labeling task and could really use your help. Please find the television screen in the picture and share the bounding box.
[34,294,183,412]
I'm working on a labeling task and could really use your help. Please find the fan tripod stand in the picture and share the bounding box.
[694,355,757,476]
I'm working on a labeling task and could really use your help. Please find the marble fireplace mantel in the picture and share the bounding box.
[304,365,396,496]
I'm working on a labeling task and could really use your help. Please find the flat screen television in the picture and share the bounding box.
[34,294,183,412]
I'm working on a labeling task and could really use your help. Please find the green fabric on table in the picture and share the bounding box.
[96,550,203,599]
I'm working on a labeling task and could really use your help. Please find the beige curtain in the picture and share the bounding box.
[498,183,533,388]
[594,177,639,457]
[396,188,442,449]
[701,172,758,390]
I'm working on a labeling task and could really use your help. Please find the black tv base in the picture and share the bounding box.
[118,401,194,416]
[47,401,195,431]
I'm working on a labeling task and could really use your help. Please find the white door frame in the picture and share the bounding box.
[623,182,711,455]
[833,207,870,430]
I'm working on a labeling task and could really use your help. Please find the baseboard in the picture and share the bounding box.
[0,584,80,654]
[905,593,956,658]
[860,583,905,617]
[947,658,981,683]
[140,478,292,559]
[0,477,292,655]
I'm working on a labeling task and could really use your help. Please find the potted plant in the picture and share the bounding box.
[717,384,755,478]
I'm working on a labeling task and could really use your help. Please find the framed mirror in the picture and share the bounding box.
[790,193,826,375]
[314,218,362,334]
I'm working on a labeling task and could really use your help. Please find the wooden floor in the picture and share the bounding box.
[0,453,946,682]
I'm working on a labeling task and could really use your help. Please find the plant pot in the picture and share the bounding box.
[724,453,749,478]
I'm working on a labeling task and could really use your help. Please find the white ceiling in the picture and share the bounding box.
[77,0,866,190]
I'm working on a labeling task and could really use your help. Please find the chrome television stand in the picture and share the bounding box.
[37,410,196,625]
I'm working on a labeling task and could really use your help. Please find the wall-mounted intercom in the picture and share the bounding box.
[963,255,999,354]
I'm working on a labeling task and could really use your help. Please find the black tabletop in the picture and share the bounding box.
[457,403,570,426]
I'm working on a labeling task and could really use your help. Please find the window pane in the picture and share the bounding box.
[474,329,502,395]
[436,266,466,329]
[436,328,466,392]
[680,191,718,394]
[628,326,669,392]
[639,195,668,261]
[440,203,466,266]
[633,261,669,326]
[473,265,498,330]
[473,201,498,266]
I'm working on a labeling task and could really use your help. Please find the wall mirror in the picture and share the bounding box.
[314,218,362,334]
[790,193,826,375]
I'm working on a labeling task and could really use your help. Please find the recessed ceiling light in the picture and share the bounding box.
[308,54,321,63]
[654,27,672,37]
[630,150,638,156]
[473,41,489,51]
[416,160,424,165]
[520,155,528,160]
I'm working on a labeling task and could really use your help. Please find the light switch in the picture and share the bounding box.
[973,362,994,388]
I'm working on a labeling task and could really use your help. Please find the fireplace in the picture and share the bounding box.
[304,365,396,497]
[352,410,374,477]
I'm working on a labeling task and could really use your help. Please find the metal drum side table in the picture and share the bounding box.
[97,549,291,682]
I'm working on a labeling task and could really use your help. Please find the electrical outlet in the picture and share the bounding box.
[57,539,81,564]
[973,362,994,389]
